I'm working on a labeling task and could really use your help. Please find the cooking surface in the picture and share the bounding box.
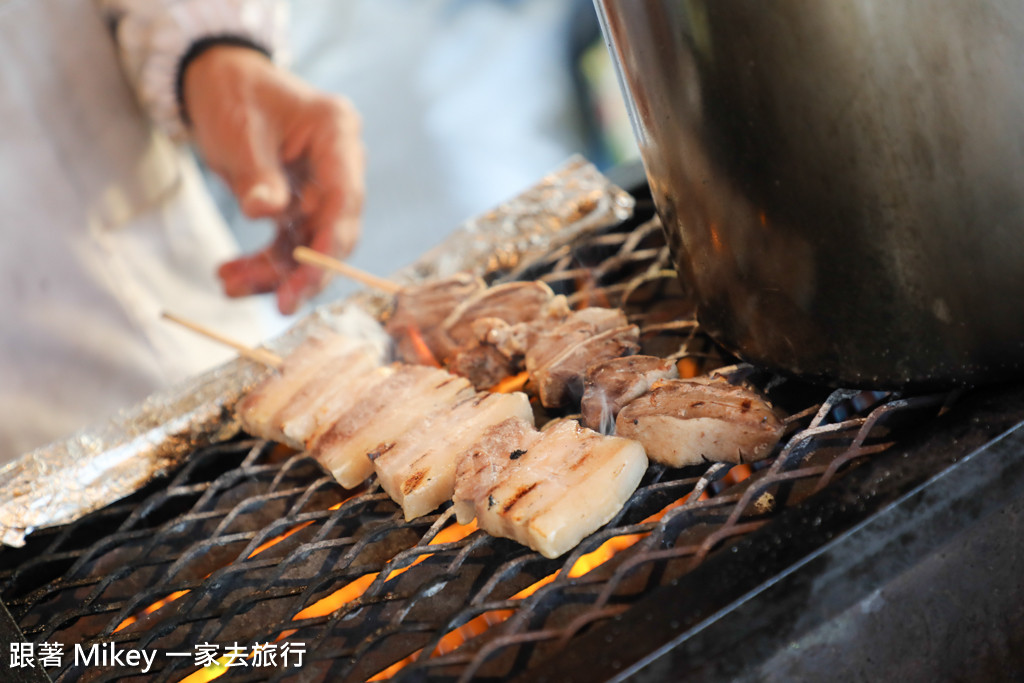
[0,390,957,682]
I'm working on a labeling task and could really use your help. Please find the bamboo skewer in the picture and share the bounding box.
[293,246,401,295]
[161,312,283,369]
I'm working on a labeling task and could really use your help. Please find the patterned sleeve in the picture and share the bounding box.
[98,0,289,140]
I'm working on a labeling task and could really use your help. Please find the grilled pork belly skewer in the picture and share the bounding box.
[371,390,535,521]
[616,377,785,466]
[162,312,649,558]
[384,273,487,366]
[306,365,477,488]
[162,313,388,450]
[453,417,648,559]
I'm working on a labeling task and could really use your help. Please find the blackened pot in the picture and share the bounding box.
[594,0,1024,388]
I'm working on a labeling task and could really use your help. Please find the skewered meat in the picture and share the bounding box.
[479,295,572,360]
[444,296,572,388]
[308,365,476,488]
[524,307,628,377]
[281,364,396,447]
[443,317,521,389]
[236,332,381,448]
[616,378,784,467]
[581,356,679,433]
[521,307,637,408]
[531,324,641,408]
[437,281,556,362]
[453,418,648,559]
[373,391,534,520]
[386,273,486,364]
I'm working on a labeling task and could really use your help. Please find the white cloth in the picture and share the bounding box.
[102,0,288,138]
[0,0,286,461]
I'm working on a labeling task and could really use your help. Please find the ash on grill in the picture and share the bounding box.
[0,197,955,682]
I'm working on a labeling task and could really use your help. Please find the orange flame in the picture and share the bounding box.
[289,521,478,624]
[709,223,724,253]
[489,371,529,394]
[676,357,700,379]
[368,491,706,680]
[720,464,752,488]
[403,326,441,368]
[114,589,193,633]
[178,658,231,683]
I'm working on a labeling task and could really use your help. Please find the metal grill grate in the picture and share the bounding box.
[0,387,945,682]
[0,200,957,682]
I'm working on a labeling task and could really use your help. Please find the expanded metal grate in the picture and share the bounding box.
[0,200,954,682]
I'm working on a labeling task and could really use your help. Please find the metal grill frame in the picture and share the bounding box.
[0,385,959,683]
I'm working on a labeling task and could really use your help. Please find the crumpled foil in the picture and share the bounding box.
[0,156,634,547]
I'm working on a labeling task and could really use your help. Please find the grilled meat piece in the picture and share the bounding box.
[386,273,486,365]
[308,365,475,488]
[532,324,641,408]
[281,364,396,447]
[445,296,573,388]
[524,307,628,376]
[437,281,556,362]
[480,295,572,360]
[616,378,784,467]
[581,355,679,433]
[453,418,648,559]
[522,307,637,409]
[236,332,381,448]
[444,341,520,389]
[373,391,534,520]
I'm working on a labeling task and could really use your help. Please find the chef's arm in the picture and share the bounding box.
[98,0,365,316]
[99,0,287,140]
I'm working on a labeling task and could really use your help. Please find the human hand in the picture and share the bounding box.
[182,45,365,315]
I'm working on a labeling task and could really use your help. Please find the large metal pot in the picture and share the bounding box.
[594,0,1024,388]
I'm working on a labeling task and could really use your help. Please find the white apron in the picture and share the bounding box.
[0,0,273,460]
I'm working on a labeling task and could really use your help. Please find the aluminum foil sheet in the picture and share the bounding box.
[0,156,634,547]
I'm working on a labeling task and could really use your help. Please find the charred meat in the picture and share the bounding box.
[616,378,784,467]
[386,273,486,365]
[373,391,534,520]
[581,355,679,433]
[308,365,475,488]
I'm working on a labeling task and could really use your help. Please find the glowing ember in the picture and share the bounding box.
[403,326,441,368]
[720,464,753,488]
[288,521,478,626]
[247,520,315,559]
[709,223,724,252]
[676,357,700,379]
[489,371,529,394]
[178,657,230,683]
[113,589,192,633]
[368,491,706,680]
